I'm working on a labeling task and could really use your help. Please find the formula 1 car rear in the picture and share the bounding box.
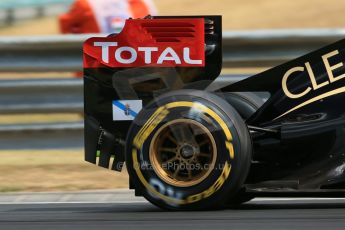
[83,16,345,210]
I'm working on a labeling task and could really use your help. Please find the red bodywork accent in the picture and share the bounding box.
[83,18,205,68]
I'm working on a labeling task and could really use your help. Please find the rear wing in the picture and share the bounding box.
[83,16,222,170]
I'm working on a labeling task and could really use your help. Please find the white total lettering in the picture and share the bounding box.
[138,47,158,64]
[93,43,202,65]
[183,47,202,64]
[93,42,118,63]
[115,47,137,64]
[157,47,181,64]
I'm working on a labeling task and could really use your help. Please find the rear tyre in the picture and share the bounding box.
[125,90,252,210]
[220,92,264,205]
[221,92,265,119]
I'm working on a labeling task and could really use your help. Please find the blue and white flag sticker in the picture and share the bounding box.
[112,100,142,121]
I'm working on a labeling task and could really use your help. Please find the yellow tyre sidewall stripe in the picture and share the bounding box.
[132,101,235,205]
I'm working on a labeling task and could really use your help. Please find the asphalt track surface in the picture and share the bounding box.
[1,198,345,230]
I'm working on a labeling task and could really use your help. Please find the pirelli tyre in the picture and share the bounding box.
[125,90,252,210]
[221,92,265,205]
[222,92,265,119]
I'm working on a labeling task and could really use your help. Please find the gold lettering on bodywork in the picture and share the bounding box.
[282,66,311,99]
[322,50,345,83]
[305,62,329,90]
[278,49,345,119]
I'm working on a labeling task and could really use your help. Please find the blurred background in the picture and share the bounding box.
[1,0,345,193]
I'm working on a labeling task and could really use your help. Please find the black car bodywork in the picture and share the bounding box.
[225,40,345,194]
[84,15,345,198]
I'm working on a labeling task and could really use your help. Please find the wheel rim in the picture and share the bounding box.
[149,119,217,187]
